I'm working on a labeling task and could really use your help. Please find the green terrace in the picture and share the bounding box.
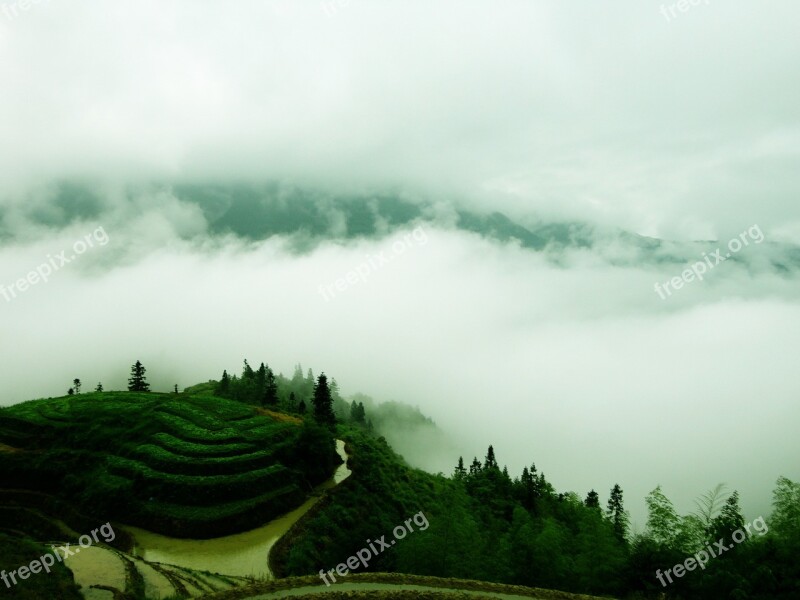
[0,391,338,539]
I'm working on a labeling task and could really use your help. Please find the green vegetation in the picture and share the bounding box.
[1,361,798,600]
[0,534,83,600]
[201,572,613,600]
[128,360,151,392]
[274,428,800,600]
[212,361,360,428]
[0,389,340,539]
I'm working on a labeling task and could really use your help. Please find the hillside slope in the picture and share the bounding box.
[0,391,340,539]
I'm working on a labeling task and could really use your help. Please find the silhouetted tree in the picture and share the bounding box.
[95,382,103,392]
[217,370,230,396]
[607,484,628,543]
[73,379,81,394]
[297,398,306,415]
[469,457,482,476]
[484,445,498,470]
[263,366,278,407]
[350,400,366,423]
[312,373,336,426]
[67,388,74,396]
[243,359,255,380]
[518,466,537,511]
[128,360,150,392]
[585,489,600,509]
[454,456,467,480]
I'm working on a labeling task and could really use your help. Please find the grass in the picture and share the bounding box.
[130,443,278,475]
[107,456,293,504]
[151,432,256,457]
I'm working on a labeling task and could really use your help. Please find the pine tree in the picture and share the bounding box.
[217,370,230,396]
[243,359,255,379]
[174,384,179,394]
[297,398,306,415]
[454,456,467,479]
[256,362,267,391]
[519,467,536,511]
[469,457,482,476]
[263,366,278,407]
[73,379,81,394]
[95,382,103,392]
[484,445,498,470]
[312,373,336,426]
[128,360,151,392]
[585,489,600,509]
[607,484,629,543]
[349,400,366,423]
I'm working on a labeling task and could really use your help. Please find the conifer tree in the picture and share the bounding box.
[607,483,629,543]
[263,366,278,407]
[312,373,336,426]
[454,456,467,479]
[243,359,255,379]
[585,489,600,509]
[469,457,482,476]
[349,400,366,423]
[217,370,230,396]
[484,445,498,470]
[128,360,151,392]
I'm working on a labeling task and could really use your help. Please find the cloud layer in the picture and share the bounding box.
[1,0,799,528]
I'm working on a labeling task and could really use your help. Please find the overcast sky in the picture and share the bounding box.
[1,0,799,527]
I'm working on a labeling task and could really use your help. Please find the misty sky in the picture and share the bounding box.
[1,1,799,529]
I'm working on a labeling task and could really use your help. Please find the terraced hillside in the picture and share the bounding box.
[0,391,340,539]
[197,573,619,600]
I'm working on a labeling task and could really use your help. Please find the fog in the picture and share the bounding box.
[1,1,800,529]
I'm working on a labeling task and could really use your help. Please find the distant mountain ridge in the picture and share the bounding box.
[4,182,800,273]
